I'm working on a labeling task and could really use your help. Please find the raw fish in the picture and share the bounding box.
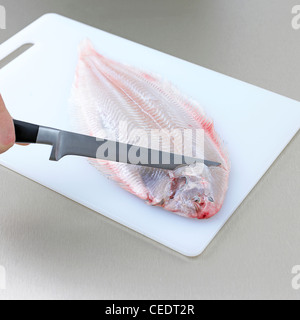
[71,40,230,219]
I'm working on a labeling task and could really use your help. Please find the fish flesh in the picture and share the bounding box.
[71,40,230,219]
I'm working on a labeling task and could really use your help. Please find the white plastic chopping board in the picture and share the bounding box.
[0,14,299,257]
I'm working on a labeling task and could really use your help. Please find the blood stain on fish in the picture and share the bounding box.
[71,39,230,219]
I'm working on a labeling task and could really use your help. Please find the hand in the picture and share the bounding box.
[0,95,15,154]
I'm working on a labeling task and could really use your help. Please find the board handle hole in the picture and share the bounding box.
[0,43,34,69]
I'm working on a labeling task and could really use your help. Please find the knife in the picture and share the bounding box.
[13,120,221,170]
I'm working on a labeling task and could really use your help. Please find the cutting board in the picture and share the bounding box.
[0,14,299,257]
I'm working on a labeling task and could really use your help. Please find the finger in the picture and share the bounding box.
[0,95,15,154]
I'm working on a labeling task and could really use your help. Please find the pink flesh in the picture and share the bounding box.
[71,40,230,219]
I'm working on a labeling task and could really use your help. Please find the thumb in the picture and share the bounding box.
[0,95,15,154]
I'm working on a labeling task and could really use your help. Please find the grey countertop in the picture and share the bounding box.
[0,0,299,300]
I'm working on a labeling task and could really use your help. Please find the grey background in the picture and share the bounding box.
[0,0,299,300]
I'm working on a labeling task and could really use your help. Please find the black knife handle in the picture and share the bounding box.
[13,120,40,144]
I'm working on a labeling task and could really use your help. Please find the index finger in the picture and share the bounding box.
[0,95,15,154]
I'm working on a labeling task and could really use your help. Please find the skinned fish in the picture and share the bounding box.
[71,40,230,219]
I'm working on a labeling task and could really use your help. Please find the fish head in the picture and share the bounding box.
[162,163,220,219]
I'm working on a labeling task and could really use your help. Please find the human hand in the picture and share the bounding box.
[0,95,15,154]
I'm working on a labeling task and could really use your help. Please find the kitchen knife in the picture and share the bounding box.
[13,120,221,170]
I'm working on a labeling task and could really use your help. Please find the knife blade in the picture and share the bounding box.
[13,120,222,170]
